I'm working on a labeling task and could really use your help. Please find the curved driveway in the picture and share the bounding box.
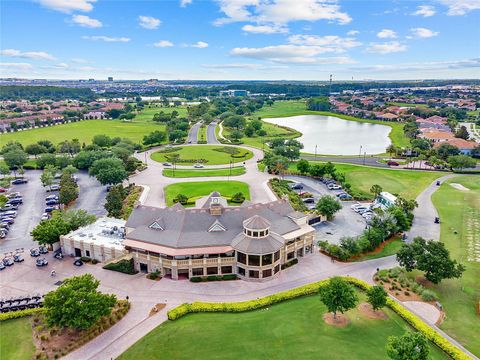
[187,121,202,144]
[207,120,220,144]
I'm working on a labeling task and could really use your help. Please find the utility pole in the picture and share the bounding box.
[329,74,333,95]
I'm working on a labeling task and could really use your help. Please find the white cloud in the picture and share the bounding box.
[82,35,130,42]
[410,27,439,38]
[347,30,359,36]
[42,62,69,69]
[154,40,174,47]
[365,41,407,54]
[191,41,209,48]
[412,5,436,17]
[71,14,102,28]
[438,0,480,15]
[350,58,480,72]
[180,0,192,7]
[202,63,286,70]
[215,0,351,26]
[71,58,88,63]
[0,48,56,61]
[0,62,33,70]
[37,0,96,13]
[377,29,397,39]
[287,34,361,51]
[138,15,161,29]
[242,24,288,34]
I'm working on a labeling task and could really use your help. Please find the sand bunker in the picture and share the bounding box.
[450,183,470,191]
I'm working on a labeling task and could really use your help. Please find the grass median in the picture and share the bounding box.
[162,167,245,178]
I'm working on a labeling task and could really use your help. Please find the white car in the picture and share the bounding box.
[327,184,342,190]
[41,213,50,221]
[194,163,204,168]
[362,211,373,218]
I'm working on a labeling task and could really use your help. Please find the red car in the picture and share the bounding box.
[0,188,6,193]
[387,161,399,166]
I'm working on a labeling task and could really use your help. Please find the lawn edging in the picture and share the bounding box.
[0,308,44,321]
[167,276,473,360]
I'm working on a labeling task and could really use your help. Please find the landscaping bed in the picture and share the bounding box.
[150,145,253,165]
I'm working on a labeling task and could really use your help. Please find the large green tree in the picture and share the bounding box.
[447,154,476,171]
[105,185,126,218]
[31,216,71,245]
[319,277,358,319]
[43,274,117,329]
[89,157,128,185]
[3,148,28,177]
[366,285,387,311]
[59,172,79,206]
[396,237,465,284]
[316,195,342,220]
[386,332,429,360]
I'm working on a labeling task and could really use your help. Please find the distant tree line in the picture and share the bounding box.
[0,86,95,101]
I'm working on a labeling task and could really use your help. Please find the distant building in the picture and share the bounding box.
[375,192,397,210]
[60,217,127,262]
[219,89,249,97]
[108,76,114,82]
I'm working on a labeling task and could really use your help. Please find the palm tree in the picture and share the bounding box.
[386,144,396,160]
[370,184,383,199]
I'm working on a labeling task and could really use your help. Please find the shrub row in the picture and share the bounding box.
[190,275,237,282]
[281,258,298,269]
[167,276,471,360]
[0,307,44,321]
[103,258,138,275]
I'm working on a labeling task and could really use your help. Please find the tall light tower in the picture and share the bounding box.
[329,74,333,95]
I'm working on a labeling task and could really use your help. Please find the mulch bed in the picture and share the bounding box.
[358,303,388,320]
[323,313,350,327]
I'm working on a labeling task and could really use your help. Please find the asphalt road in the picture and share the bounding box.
[207,120,220,144]
[0,170,106,253]
[187,121,202,144]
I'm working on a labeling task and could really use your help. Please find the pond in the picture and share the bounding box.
[264,115,392,155]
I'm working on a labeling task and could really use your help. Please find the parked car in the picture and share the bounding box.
[73,257,84,266]
[44,206,57,213]
[45,199,59,206]
[162,162,172,166]
[0,229,7,239]
[54,252,64,260]
[6,192,21,199]
[289,182,304,190]
[193,163,204,168]
[13,254,24,262]
[302,198,315,204]
[0,262,5,270]
[327,184,342,190]
[35,258,48,267]
[387,161,399,166]
[338,194,353,200]
[40,213,50,221]
[45,195,58,201]
[39,246,48,254]
[2,210,17,218]
[0,223,10,231]
[47,185,61,192]
[2,258,14,266]
[0,188,7,193]
[11,178,28,185]
[30,249,40,257]
[6,198,23,205]
[0,217,14,224]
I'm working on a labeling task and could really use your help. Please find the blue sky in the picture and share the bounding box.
[1,0,479,80]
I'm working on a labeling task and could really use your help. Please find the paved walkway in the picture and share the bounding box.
[408,174,457,241]
[402,301,441,324]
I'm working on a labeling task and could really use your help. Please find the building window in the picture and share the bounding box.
[248,255,260,266]
[85,250,90,257]
[274,251,280,262]
[249,270,259,278]
[247,230,252,236]
[287,252,295,260]
[297,248,304,257]
[262,253,272,266]
[192,268,203,276]
[221,266,232,274]
[207,267,218,275]
[262,269,272,278]
[252,231,258,237]
[237,252,247,264]
[238,267,245,276]
[274,264,280,273]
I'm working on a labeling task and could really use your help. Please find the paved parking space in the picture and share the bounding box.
[284,175,367,245]
[0,170,106,253]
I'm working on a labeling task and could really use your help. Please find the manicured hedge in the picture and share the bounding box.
[167,276,472,360]
[0,308,44,321]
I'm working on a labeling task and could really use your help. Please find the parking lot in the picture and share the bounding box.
[0,170,106,254]
[284,175,368,245]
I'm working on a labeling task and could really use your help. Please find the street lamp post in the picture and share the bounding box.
[359,145,362,158]
[363,151,366,165]
[315,145,317,161]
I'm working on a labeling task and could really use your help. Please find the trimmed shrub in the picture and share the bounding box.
[421,289,437,302]
[103,258,138,275]
[0,307,44,321]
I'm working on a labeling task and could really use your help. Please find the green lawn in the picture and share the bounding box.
[133,105,188,121]
[355,237,403,261]
[119,293,448,360]
[0,105,185,147]
[289,162,442,200]
[151,145,253,165]
[198,125,207,142]
[162,166,245,178]
[249,101,410,149]
[431,176,480,356]
[164,180,250,206]
[387,102,428,108]
[0,318,36,360]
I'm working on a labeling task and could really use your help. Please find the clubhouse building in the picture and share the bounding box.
[123,192,316,281]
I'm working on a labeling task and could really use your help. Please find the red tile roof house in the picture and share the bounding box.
[425,115,448,124]
[433,138,478,155]
[0,114,64,132]
[375,112,398,121]
[419,130,455,143]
